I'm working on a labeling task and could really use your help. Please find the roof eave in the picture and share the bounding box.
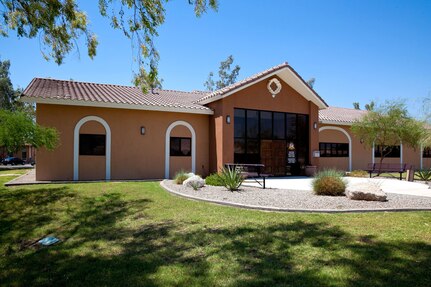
[319,120,354,126]
[21,96,214,115]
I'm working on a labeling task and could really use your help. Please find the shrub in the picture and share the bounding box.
[205,173,224,186]
[174,170,190,184]
[415,169,431,182]
[349,170,368,177]
[220,167,244,191]
[312,169,346,196]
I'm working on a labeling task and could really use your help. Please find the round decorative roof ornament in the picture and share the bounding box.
[267,78,282,98]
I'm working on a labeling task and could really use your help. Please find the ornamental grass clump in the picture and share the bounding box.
[220,167,244,191]
[174,170,190,184]
[312,169,346,196]
[205,173,224,186]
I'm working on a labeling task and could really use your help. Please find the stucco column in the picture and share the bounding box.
[309,101,319,167]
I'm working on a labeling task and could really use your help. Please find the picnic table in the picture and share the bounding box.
[225,163,272,189]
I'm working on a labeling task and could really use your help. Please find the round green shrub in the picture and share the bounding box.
[312,169,346,196]
[205,173,224,186]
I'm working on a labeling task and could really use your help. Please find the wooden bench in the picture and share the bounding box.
[225,163,272,189]
[366,163,409,180]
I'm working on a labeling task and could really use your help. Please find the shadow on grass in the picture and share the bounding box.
[0,184,430,286]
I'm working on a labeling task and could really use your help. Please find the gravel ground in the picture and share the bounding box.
[163,180,431,211]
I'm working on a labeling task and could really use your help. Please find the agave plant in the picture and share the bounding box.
[220,167,244,191]
[415,168,431,182]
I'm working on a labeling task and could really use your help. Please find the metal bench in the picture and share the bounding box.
[225,163,272,189]
[366,163,409,180]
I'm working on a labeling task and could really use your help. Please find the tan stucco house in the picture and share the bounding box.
[21,62,430,181]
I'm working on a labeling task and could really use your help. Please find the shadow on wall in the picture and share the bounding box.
[0,185,430,286]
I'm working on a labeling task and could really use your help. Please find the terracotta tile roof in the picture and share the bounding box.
[196,62,328,107]
[22,78,212,113]
[319,106,368,124]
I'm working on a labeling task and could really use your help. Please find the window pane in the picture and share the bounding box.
[79,134,106,156]
[180,138,191,156]
[260,111,272,139]
[246,110,259,138]
[247,139,259,154]
[234,138,245,154]
[273,112,285,139]
[286,114,297,141]
[234,109,246,138]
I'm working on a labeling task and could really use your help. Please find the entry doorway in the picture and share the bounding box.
[234,108,309,176]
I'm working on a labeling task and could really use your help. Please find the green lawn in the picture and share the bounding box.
[0,172,430,286]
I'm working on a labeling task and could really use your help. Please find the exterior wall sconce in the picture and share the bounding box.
[360,138,364,144]
[140,126,146,135]
[226,115,231,124]
[313,122,318,129]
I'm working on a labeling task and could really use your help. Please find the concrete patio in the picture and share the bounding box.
[243,176,431,198]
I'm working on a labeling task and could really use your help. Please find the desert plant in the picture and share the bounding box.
[349,170,369,178]
[174,170,190,185]
[219,167,244,191]
[415,168,431,182]
[189,181,201,191]
[205,173,224,186]
[312,169,346,196]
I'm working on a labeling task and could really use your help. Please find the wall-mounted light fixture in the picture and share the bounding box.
[140,126,146,135]
[360,138,364,144]
[226,115,231,124]
[313,122,318,129]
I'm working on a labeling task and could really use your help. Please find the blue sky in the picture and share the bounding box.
[1,0,431,116]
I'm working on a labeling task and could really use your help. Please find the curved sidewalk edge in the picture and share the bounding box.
[160,180,431,214]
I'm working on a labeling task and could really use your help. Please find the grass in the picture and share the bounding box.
[0,171,430,286]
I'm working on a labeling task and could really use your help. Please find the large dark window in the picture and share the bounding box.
[374,145,400,158]
[233,108,309,168]
[319,142,349,157]
[79,134,106,156]
[423,147,431,158]
[170,137,191,156]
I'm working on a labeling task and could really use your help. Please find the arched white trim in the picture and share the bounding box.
[165,120,196,178]
[319,126,352,171]
[74,116,111,181]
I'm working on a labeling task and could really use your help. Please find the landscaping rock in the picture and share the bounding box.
[346,182,387,201]
[183,175,205,189]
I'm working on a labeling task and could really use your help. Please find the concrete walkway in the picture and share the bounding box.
[243,176,431,198]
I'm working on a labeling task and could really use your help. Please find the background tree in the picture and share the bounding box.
[0,0,218,92]
[351,101,427,174]
[204,55,240,91]
[365,101,375,111]
[306,77,315,88]
[0,58,34,116]
[353,102,360,110]
[0,109,59,154]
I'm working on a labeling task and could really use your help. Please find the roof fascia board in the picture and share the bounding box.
[281,67,328,109]
[21,96,214,115]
